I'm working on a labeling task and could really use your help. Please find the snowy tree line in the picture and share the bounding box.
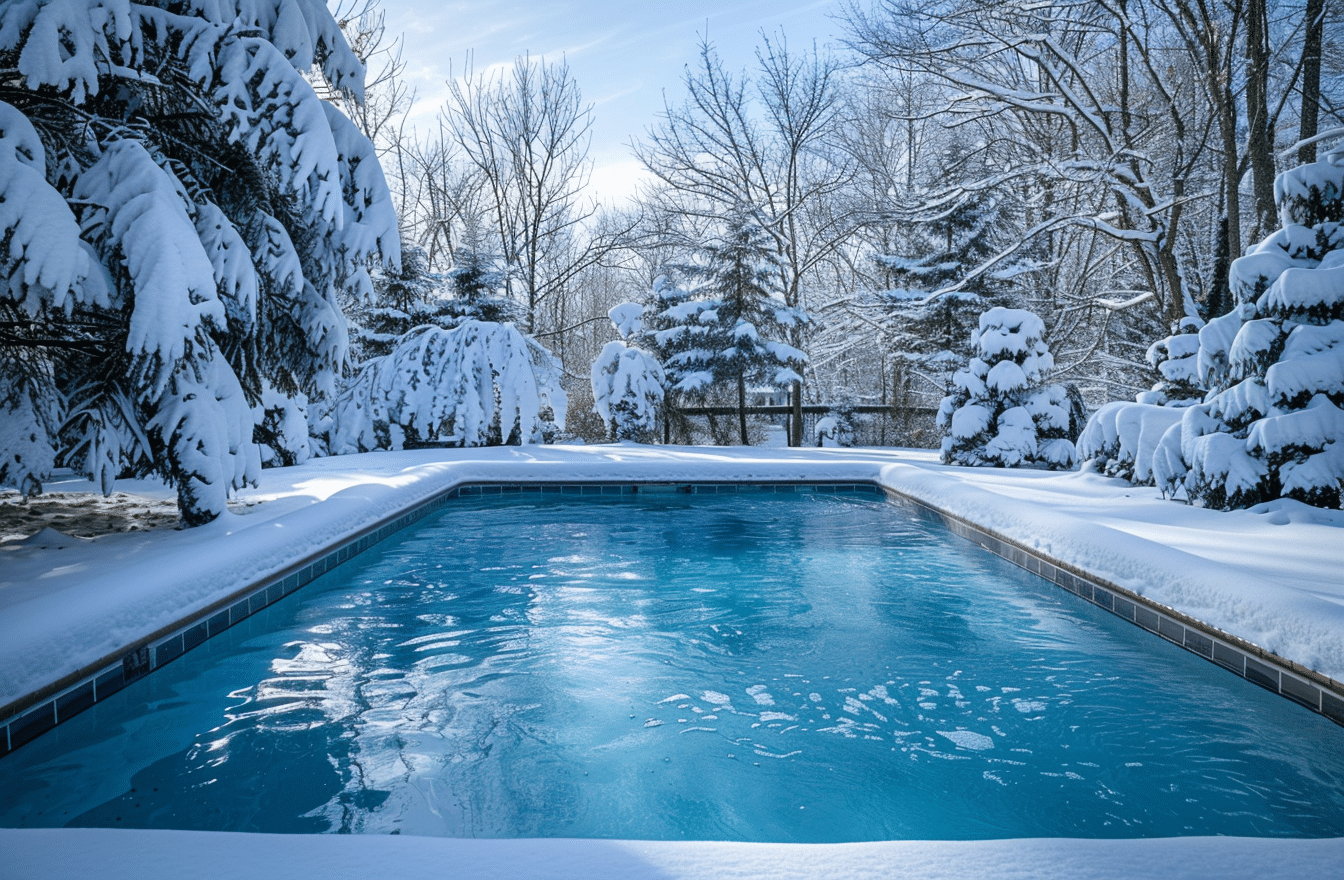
[3,0,1342,522]
[346,0,1336,443]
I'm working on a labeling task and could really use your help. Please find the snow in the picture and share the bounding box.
[4,829,1343,880]
[2,445,1343,877]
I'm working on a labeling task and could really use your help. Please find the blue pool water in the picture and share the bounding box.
[2,493,1343,841]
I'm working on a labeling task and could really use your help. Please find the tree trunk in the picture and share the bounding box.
[1245,0,1277,240]
[1299,0,1325,165]
[737,370,749,445]
[790,379,803,446]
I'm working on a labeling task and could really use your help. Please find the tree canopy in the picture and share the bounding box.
[0,0,399,524]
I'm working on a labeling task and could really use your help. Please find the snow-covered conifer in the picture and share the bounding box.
[590,303,665,443]
[0,0,398,524]
[648,213,807,445]
[331,320,566,452]
[1152,146,1344,509]
[938,308,1075,469]
[1137,319,1206,407]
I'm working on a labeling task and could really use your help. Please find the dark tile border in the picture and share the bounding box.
[0,481,882,757]
[879,488,1344,731]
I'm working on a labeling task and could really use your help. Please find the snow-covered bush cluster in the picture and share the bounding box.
[591,303,665,443]
[1077,401,1185,486]
[1076,320,1203,484]
[938,308,1076,469]
[0,0,397,524]
[331,321,565,452]
[1148,147,1344,509]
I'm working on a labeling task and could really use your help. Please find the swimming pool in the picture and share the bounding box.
[2,492,1342,840]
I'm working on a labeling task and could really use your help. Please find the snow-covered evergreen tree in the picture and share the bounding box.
[874,178,1015,406]
[1137,319,1206,407]
[650,213,807,445]
[0,0,398,524]
[349,244,439,361]
[938,308,1076,469]
[438,243,520,328]
[591,303,665,443]
[1152,145,1344,509]
[331,320,566,452]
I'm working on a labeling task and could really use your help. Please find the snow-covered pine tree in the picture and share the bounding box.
[349,244,439,361]
[0,0,398,524]
[438,243,520,328]
[590,303,665,443]
[938,307,1076,468]
[659,212,808,445]
[874,183,1014,404]
[330,320,566,452]
[1152,145,1344,509]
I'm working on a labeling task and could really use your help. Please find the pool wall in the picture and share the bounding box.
[3,477,1342,759]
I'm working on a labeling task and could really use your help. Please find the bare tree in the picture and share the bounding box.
[845,0,1216,329]
[322,2,418,219]
[440,54,632,335]
[635,34,857,444]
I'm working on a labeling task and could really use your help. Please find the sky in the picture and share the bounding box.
[378,1,851,204]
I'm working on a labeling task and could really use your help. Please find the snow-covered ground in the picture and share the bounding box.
[6,829,1344,880]
[3,444,1342,878]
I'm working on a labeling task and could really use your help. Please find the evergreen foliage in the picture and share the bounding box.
[647,212,807,444]
[591,303,665,443]
[876,189,1010,368]
[0,0,397,524]
[938,308,1076,469]
[331,320,566,453]
[1153,148,1344,509]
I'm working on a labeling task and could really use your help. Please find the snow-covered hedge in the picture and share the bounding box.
[1076,320,1204,485]
[1077,401,1185,485]
[1151,146,1344,509]
[331,321,566,453]
[938,308,1076,469]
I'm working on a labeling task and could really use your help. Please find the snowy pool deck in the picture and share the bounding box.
[2,445,1343,878]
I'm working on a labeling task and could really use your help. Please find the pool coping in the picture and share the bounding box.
[3,477,1342,758]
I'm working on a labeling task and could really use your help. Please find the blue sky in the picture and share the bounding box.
[382,1,848,203]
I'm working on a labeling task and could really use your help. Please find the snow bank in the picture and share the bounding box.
[3,828,1342,880]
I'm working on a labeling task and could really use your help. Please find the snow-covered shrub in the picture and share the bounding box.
[938,308,1076,469]
[591,343,665,443]
[815,397,859,447]
[1076,401,1185,484]
[331,321,566,452]
[0,2,397,524]
[1076,319,1204,485]
[1153,147,1344,509]
[591,303,665,443]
